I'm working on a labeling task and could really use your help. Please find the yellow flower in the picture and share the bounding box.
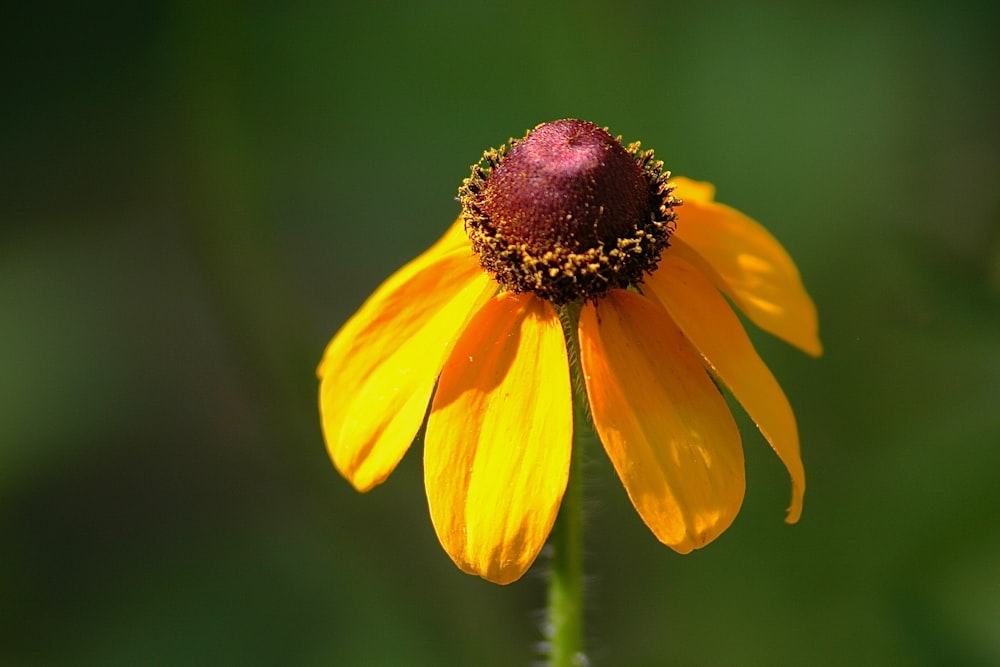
[318,120,821,585]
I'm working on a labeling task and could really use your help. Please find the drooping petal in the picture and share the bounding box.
[670,177,822,357]
[317,234,495,492]
[645,253,805,523]
[670,176,716,204]
[427,216,473,254]
[579,290,745,553]
[425,293,572,584]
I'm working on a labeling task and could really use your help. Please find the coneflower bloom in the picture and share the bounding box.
[318,119,821,584]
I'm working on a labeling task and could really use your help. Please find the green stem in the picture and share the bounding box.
[547,425,585,666]
[547,306,588,667]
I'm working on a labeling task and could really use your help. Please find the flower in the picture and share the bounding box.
[318,120,821,585]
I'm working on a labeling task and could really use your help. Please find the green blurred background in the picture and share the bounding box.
[2,2,998,665]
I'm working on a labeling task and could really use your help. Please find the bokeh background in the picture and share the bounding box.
[3,2,998,665]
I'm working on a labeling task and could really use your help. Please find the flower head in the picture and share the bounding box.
[318,120,821,584]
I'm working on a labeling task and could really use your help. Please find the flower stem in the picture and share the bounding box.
[547,305,588,666]
[547,422,585,666]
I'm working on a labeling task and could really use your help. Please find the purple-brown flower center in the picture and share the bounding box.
[459,119,679,304]
[482,120,649,253]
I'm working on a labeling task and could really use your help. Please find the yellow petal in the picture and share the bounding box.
[645,254,805,523]
[317,234,495,492]
[579,290,745,553]
[670,176,716,204]
[426,216,472,255]
[669,182,822,357]
[425,293,572,584]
